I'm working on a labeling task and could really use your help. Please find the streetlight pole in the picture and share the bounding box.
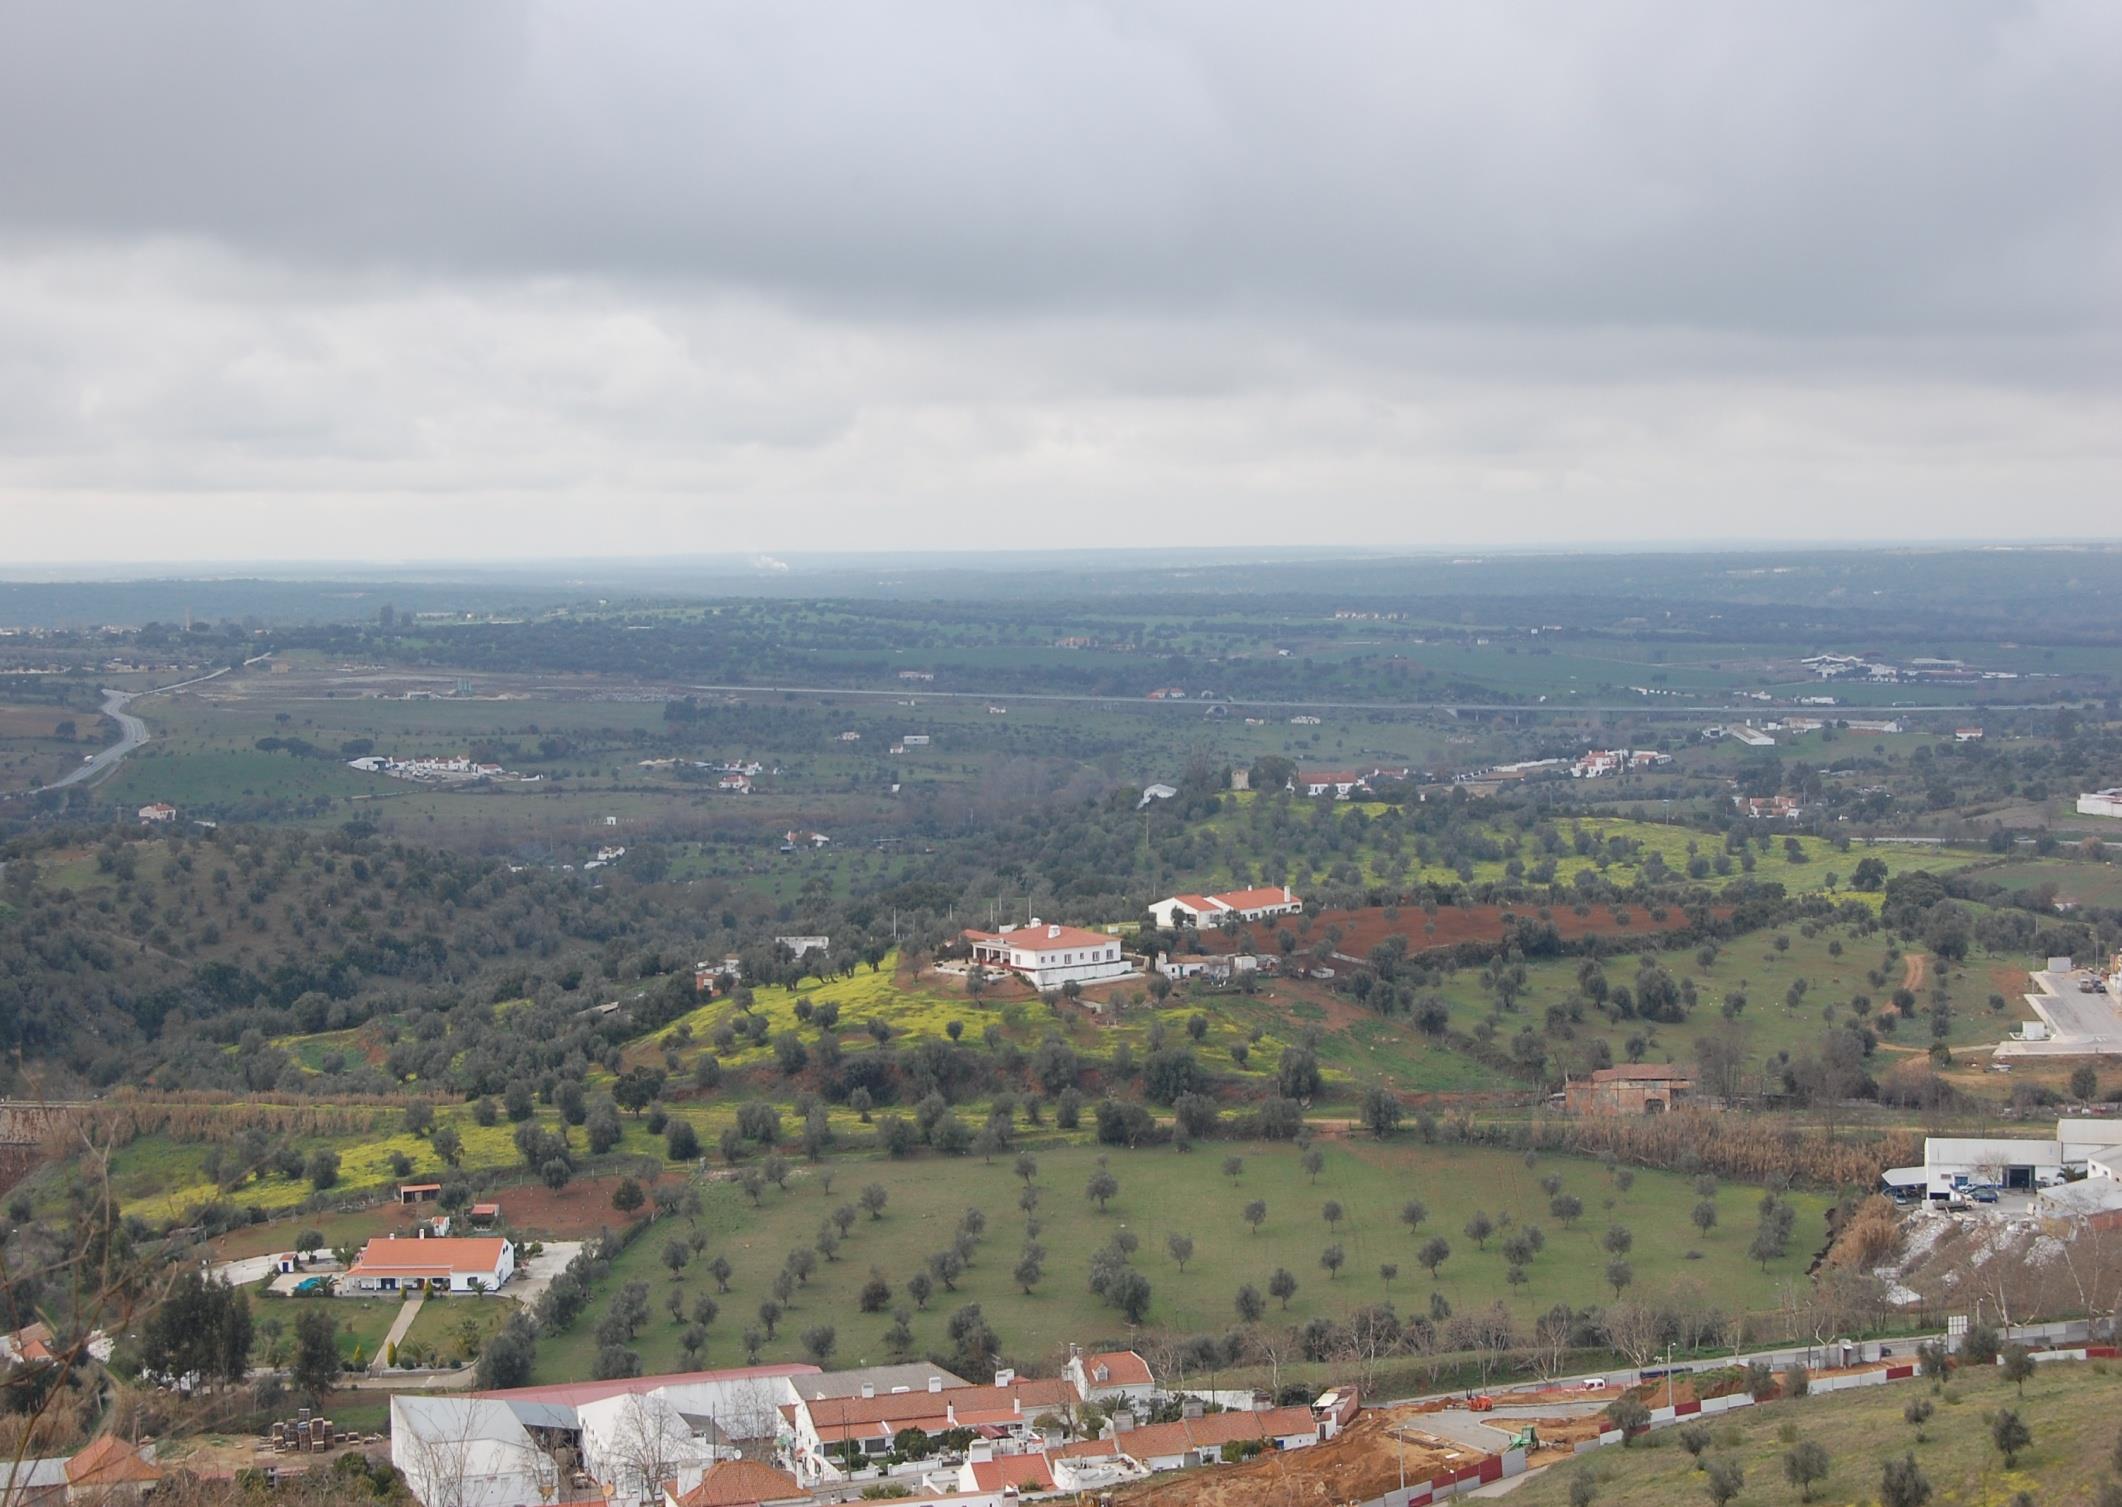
[1665,1343,1675,1413]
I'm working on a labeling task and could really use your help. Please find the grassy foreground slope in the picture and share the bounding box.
[1515,1360,2120,1507]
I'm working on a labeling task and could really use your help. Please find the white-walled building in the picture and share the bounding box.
[1913,1116,2122,1202]
[394,1365,819,1507]
[1572,749,1671,779]
[2079,789,2122,819]
[343,1234,514,1294]
[1148,887,1301,930]
[1065,1347,1156,1407]
[962,922,1132,991]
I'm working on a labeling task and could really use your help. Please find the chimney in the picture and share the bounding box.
[946,1401,957,1426]
[1112,1411,1134,1434]
[1047,925,1059,939]
[995,1368,1015,1389]
[1181,1399,1203,1420]
[861,1383,875,1399]
[1283,885,1292,902]
[928,1375,944,1394]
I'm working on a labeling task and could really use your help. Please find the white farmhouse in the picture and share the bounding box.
[343,1234,514,1294]
[961,921,1132,991]
[1148,886,1301,930]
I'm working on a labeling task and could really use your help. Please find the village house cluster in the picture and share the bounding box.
[1569,749,1671,779]
[346,753,538,785]
[391,1347,1349,1507]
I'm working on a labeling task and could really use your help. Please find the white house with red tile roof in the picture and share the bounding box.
[956,1450,1055,1498]
[1294,769,1365,797]
[137,802,178,823]
[343,1233,514,1294]
[1147,886,1299,931]
[961,921,1132,992]
[667,1458,811,1507]
[1064,1347,1156,1406]
[786,1372,1079,1483]
[1052,1405,1322,1472]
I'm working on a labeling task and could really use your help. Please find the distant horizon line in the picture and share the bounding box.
[5,537,2121,582]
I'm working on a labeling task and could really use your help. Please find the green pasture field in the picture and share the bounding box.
[1979,856,2122,909]
[530,1138,1827,1383]
[101,744,372,810]
[1513,1359,2119,1507]
[1429,917,2035,1082]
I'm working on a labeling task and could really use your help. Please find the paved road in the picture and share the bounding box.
[21,656,270,798]
[36,687,148,792]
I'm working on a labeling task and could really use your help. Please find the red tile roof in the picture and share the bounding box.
[1079,1350,1153,1387]
[1054,1407,1319,1463]
[1588,1064,1690,1082]
[968,1454,1056,1493]
[799,1378,1078,1444]
[963,923,1116,955]
[67,1435,162,1486]
[1211,887,1295,912]
[348,1236,508,1277]
[674,1459,808,1506]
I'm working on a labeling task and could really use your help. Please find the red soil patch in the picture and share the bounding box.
[483,1171,670,1238]
[1195,902,1704,960]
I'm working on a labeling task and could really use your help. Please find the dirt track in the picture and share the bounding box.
[1112,1412,1452,1507]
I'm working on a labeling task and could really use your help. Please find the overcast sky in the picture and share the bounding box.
[2,2,2119,564]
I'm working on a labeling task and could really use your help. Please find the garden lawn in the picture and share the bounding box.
[401,1294,514,1368]
[529,1139,1827,1384]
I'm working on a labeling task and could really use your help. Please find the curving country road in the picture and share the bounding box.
[38,686,149,792]
[24,657,268,797]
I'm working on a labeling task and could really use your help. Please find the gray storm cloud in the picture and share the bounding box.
[0,1,2117,561]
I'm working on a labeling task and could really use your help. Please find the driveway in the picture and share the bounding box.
[207,1253,285,1287]
[506,1241,583,1310]
[375,1296,424,1372]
